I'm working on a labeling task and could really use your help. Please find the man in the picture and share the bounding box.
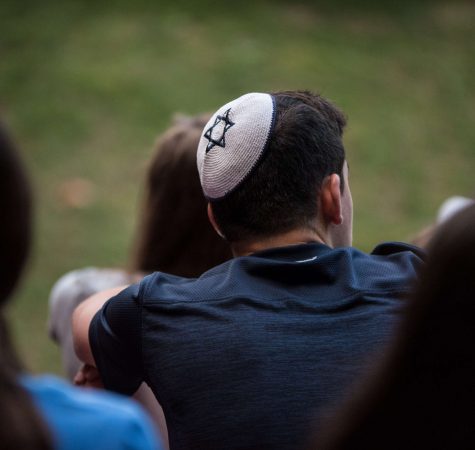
[73,91,423,450]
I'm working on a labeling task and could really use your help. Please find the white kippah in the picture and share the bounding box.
[197,92,276,200]
[437,196,475,224]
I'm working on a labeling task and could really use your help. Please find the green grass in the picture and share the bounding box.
[1,0,474,374]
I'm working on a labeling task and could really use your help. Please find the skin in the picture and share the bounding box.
[326,162,353,248]
[72,161,353,381]
[209,162,353,256]
[72,285,127,369]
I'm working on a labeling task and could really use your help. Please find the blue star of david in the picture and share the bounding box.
[204,108,235,153]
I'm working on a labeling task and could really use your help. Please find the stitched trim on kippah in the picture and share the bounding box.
[206,95,277,202]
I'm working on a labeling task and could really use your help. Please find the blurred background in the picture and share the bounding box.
[1,0,474,375]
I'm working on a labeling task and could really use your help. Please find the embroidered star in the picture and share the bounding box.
[204,108,235,153]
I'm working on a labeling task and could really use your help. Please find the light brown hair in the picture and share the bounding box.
[130,114,232,277]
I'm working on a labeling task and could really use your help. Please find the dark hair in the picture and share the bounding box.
[130,114,232,277]
[210,90,347,243]
[313,204,475,450]
[0,125,32,304]
[0,122,52,449]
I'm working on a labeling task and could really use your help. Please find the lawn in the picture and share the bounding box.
[1,0,474,374]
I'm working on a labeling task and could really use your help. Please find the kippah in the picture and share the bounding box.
[197,92,276,200]
[437,196,475,224]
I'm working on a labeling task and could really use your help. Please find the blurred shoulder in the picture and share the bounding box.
[22,374,161,450]
[50,267,134,304]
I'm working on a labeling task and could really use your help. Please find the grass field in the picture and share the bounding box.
[1,0,474,375]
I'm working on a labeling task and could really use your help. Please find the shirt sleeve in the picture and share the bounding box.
[89,283,144,395]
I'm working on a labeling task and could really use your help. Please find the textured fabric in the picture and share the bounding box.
[48,267,136,379]
[22,374,161,450]
[90,242,423,450]
[197,93,275,200]
[48,267,170,448]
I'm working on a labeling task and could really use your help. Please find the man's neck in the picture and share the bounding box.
[230,228,328,257]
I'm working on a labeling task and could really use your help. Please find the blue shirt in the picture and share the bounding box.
[90,242,423,450]
[23,375,161,450]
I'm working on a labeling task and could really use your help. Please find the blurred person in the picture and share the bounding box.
[410,195,475,248]
[130,113,233,278]
[49,113,231,379]
[436,195,475,223]
[312,203,475,450]
[48,114,232,448]
[0,122,161,450]
[73,91,424,450]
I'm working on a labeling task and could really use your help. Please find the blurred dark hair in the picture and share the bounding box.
[211,90,347,243]
[0,125,32,304]
[130,114,232,277]
[313,204,475,450]
[0,122,52,449]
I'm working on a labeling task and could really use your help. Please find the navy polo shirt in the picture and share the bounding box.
[90,242,423,450]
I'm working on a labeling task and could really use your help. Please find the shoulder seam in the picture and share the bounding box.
[141,287,413,306]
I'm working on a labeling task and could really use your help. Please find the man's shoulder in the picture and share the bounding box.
[370,241,425,260]
[136,242,424,305]
[137,262,234,302]
[343,241,424,294]
[367,241,425,278]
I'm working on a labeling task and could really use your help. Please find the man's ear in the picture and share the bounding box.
[320,174,343,225]
[207,203,226,239]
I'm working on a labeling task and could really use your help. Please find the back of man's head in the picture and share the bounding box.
[197,90,347,243]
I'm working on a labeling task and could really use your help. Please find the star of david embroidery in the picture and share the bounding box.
[204,108,235,153]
